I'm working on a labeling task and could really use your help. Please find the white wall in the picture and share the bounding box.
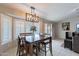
[57,17,79,39]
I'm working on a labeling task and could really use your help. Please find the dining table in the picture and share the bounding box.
[20,33,52,56]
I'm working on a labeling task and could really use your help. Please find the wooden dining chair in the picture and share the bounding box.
[33,43,40,56]
[16,36,28,56]
[40,36,53,56]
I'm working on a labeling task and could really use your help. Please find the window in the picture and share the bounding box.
[76,24,79,32]
[1,14,12,45]
[34,22,40,34]
[45,23,48,33]
[15,19,25,38]
[45,23,52,36]
[25,22,32,32]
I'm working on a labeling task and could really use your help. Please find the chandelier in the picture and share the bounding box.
[26,6,39,22]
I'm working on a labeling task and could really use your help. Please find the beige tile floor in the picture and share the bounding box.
[0,39,79,56]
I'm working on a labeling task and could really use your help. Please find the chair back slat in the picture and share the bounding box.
[41,36,52,42]
[20,33,32,36]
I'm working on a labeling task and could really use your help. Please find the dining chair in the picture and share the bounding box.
[16,36,28,56]
[40,36,53,56]
[32,42,40,56]
[17,33,38,56]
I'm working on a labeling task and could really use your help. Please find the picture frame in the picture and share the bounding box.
[62,22,70,31]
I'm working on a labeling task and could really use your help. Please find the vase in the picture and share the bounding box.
[32,31,35,42]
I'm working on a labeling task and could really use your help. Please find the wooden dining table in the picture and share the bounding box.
[20,33,52,56]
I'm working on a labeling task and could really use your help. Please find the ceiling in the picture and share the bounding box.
[0,3,79,22]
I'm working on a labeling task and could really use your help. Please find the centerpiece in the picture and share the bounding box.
[30,25,37,41]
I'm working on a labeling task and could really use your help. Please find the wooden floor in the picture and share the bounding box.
[0,39,79,56]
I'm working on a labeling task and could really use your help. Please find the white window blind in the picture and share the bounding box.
[45,23,48,33]
[1,14,12,45]
[45,23,52,36]
[34,22,40,34]
[15,20,25,38]
[25,22,32,32]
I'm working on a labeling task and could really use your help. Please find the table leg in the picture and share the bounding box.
[36,42,39,56]
[25,44,29,55]
[29,44,33,56]
[49,40,53,56]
